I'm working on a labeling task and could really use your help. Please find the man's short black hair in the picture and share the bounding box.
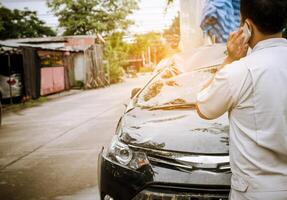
[240,0,287,34]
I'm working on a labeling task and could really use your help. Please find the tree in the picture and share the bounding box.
[128,32,171,65]
[164,13,180,49]
[104,32,129,83]
[166,0,175,6]
[0,6,56,40]
[48,0,138,36]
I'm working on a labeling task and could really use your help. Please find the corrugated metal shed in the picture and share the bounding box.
[0,46,22,54]
[0,36,97,52]
[0,36,107,99]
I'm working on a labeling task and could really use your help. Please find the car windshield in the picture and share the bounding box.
[136,65,217,109]
[136,44,226,109]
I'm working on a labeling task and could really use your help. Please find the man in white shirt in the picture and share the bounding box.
[196,0,287,199]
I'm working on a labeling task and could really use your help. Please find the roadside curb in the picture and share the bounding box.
[45,89,83,101]
[2,89,84,114]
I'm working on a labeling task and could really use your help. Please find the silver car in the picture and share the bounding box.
[0,73,23,99]
[0,100,2,126]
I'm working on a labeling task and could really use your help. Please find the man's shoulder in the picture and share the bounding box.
[221,58,249,79]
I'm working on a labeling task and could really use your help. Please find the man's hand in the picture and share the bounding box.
[224,28,249,65]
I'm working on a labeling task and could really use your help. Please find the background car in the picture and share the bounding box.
[98,44,231,200]
[0,99,2,126]
[0,73,23,100]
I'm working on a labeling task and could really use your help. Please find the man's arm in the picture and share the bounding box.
[196,28,249,120]
[196,104,211,120]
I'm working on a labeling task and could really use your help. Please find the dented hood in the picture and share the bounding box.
[120,107,229,154]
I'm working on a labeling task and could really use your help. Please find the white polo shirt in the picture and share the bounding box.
[197,38,287,199]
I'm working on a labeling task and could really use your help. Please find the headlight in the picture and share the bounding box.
[109,136,133,165]
[106,136,150,170]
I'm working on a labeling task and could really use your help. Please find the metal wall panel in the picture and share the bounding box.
[40,67,65,96]
[52,67,65,93]
[22,47,41,99]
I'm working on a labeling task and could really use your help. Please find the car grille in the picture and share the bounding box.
[129,145,230,173]
[133,185,229,200]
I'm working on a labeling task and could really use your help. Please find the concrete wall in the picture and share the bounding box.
[73,53,85,83]
[179,0,205,55]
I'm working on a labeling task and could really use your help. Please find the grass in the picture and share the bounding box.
[3,97,48,113]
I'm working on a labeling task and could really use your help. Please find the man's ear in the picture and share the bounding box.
[245,19,253,34]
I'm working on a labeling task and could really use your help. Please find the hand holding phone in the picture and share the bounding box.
[224,26,250,65]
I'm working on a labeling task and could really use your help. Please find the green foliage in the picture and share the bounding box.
[104,32,129,83]
[105,32,170,84]
[139,67,153,73]
[128,14,180,67]
[48,0,138,83]
[164,13,180,36]
[0,6,56,40]
[284,25,287,38]
[128,32,171,65]
[75,81,84,89]
[163,13,180,49]
[166,0,174,5]
[48,0,138,36]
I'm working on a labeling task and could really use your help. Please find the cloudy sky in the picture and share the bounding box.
[0,0,179,34]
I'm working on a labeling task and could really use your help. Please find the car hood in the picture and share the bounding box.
[120,107,229,154]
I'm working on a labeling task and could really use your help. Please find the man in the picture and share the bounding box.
[196,0,287,199]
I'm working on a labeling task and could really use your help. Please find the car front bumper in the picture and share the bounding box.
[98,149,231,200]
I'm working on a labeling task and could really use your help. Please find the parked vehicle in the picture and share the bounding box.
[98,44,231,200]
[0,73,23,99]
[0,99,2,126]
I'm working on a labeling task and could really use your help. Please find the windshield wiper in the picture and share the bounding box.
[148,103,196,111]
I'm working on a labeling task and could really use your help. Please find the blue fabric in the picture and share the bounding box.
[201,0,241,43]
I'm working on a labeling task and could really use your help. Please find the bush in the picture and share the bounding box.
[104,33,129,84]
[107,63,124,84]
[139,67,153,73]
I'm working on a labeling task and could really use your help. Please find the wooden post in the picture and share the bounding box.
[141,51,145,66]
[147,46,151,65]
[153,47,157,65]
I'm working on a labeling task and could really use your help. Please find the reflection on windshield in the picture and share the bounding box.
[137,65,217,109]
[144,81,164,102]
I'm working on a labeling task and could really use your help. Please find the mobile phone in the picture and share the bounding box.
[243,23,251,43]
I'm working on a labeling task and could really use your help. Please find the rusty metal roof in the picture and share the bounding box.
[0,46,22,54]
[0,36,97,52]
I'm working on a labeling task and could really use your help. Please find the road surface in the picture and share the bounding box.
[0,75,150,200]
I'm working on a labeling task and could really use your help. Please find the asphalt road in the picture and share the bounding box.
[0,75,150,200]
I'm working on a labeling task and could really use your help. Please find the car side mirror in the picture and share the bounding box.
[131,88,141,99]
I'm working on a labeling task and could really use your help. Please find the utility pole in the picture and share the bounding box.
[153,47,157,65]
[147,46,151,65]
[141,51,145,67]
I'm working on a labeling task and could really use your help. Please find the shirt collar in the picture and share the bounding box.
[251,38,287,53]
